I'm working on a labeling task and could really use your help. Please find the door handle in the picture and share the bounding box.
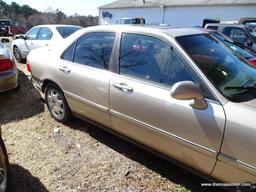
[58,66,70,73]
[112,82,133,92]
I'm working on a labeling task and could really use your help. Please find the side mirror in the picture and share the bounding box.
[171,81,208,110]
[14,35,25,40]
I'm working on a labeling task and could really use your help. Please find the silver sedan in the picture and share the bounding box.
[27,25,256,184]
[0,41,18,93]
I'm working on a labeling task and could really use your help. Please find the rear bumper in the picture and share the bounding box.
[0,69,18,93]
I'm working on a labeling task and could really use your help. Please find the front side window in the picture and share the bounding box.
[73,32,115,69]
[26,27,40,40]
[119,33,195,86]
[223,27,248,44]
[37,27,53,40]
[232,28,248,44]
[177,34,256,102]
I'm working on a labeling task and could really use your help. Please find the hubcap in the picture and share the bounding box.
[47,89,65,119]
[14,47,21,61]
[0,145,7,192]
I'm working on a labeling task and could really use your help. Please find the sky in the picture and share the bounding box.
[5,0,114,16]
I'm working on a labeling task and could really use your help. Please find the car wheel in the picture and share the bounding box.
[45,84,71,123]
[0,137,9,192]
[13,46,24,63]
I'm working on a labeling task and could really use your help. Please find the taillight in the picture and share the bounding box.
[26,61,31,72]
[0,59,14,72]
[248,58,256,68]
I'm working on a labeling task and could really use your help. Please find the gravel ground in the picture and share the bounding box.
[0,63,224,192]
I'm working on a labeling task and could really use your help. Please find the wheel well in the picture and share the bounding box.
[13,45,18,50]
[42,80,62,94]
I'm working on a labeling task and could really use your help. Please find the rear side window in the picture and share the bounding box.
[119,33,195,86]
[222,27,233,37]
[73,32,115,69]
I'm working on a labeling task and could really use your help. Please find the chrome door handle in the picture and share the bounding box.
[58,66,70,73]
[112,82,133,92]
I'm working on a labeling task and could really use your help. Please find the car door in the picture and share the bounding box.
[57,32,116,127]
[24,27,41,52]
[35,27,53,48]
[110,33,226,175]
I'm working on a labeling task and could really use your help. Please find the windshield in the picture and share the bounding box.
[210,31,256,60]
[56,26,82,38]
[176,34,256,102]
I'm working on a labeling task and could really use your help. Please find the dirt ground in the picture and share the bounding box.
[0,63,224,192]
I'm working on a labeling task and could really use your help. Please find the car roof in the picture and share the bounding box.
[206,23,247,28]
[77,25,206,38]
[33,24,82,28]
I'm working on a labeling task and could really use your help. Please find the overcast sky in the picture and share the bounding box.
[5,0,114,16]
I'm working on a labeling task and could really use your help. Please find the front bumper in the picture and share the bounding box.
[0,69,18,93]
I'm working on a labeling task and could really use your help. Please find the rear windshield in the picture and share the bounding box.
[206,25,218,30]
[0,20,11,26]
[56,26,82,38]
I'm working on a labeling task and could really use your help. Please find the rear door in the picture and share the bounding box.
[110,32,226,175]
[23,27,40,55]
[57,31,116,127]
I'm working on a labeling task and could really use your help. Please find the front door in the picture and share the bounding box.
[23,27,41,55]
[110,33,226,175]
[34,27,53,48]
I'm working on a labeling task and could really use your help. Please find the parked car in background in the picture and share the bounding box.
[207,30,256,67]
[0,19,26,36]
[0,126,9,192]
[27,25,256,184]
[117,17,145,25]
[0,41,18,93]
[11,24,82,63]
[239,17,256,25]
[204,23,256,53]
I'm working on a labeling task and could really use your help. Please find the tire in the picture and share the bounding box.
[13,46,24,64]
[0,137,9,192]
[45,84,71,123]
